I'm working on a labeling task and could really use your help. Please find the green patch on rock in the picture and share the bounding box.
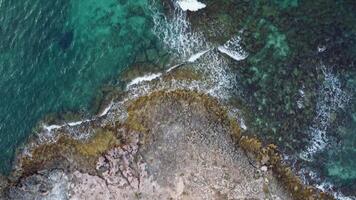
[75,129,120,157]
[19,128,120,176]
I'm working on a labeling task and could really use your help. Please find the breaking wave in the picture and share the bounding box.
[150,0,209,60]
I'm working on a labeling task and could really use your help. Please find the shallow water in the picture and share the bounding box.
[228,1,356,198]
[1,0,356,199]
[0,0,158,173]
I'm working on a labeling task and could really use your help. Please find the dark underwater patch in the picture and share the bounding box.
[58,30,74,50]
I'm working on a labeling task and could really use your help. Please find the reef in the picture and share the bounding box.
[186,0,356,156]
[170,2,356,197]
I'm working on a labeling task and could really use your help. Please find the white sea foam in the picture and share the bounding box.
[151,0,242,100]
[316,181,356,200]
[150,0,239,100]
[177,0,206,12]
[218,36,248,61]
[44,125,62,132]
[135,53,237,102]
[166,49,211,73]
[218,46,247,61]
[300,66,350,160]
[187,49,211,62]
[151,1,209,60]
[202,52,238,99]
[126,73,162,88]
[166,63,184,73]
[318,45,327,53]
[99,101,113,117]
[43,119,92,133]
[68,119,91,126]
[42,101,114,133]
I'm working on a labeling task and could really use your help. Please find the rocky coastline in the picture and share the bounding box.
[1,0,355,199]
[0,61,333,199]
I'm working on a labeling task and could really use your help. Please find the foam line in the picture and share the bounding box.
[99,101,113,117]
[126,73,162,88]
[218,46,247,61]
[187,49,211,62]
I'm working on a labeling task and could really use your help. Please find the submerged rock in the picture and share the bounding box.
[58,30,74,50]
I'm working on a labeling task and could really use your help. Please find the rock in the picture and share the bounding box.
[0,175,8,199]
[3,91,292,200]
[261,166,268,172]
[6,170,69,200]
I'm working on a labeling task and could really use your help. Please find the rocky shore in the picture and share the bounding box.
[2,0,354,199]
[0,60,333,199]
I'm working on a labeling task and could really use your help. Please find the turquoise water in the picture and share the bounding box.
[0,0,157,173]
[0,0,355,198]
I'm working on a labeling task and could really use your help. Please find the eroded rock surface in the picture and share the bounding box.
[3,90,292,200]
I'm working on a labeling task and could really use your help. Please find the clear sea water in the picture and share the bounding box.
[0,0,355,199]
[0,0,157,173]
